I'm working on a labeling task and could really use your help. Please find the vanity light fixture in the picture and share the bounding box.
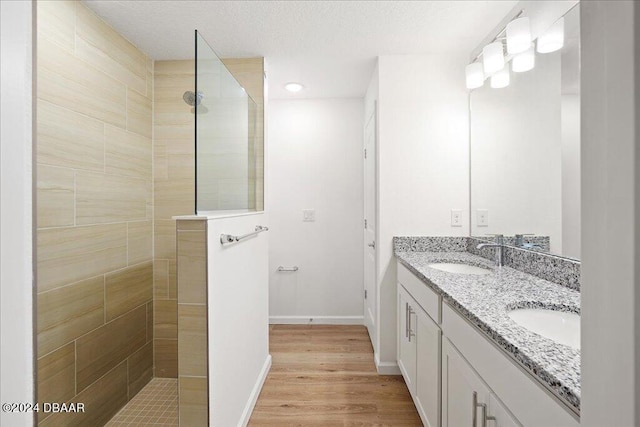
[506,17,532,55]
[537,17,565,53]
[284,82,304,92]
[482,42,505,74]
[512,43,535,72]
[465,63,485,89]
[490,66,510,89]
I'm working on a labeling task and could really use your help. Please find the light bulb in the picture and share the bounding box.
[506,17,532,55]
[465,63,484,89]
[490,66,510,89]
[537,17,564,53]
[512,43,535,72]
[483,42,504,74]
[284,82,304,92]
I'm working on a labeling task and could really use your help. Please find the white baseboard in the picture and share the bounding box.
[375,352,401,375]
[269,316,364,325]
[239,354,272,427]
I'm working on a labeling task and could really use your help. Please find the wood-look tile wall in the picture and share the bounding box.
[176,219,209,425]
[152,58,264,377]
[153,60,195,377]
[36,1,153,424]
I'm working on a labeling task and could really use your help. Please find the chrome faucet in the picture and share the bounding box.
[476,234,504,267]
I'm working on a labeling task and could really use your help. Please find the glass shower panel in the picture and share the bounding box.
[195,31,261,213]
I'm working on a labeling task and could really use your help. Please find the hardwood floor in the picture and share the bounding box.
[249,325,422,426]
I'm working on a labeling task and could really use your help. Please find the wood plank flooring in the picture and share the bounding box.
[249,325,422,426]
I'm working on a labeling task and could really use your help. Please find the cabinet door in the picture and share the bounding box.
[489,393,523,427]
[415,306,441,427]
[397,285,416,394]
[442,338,490,427]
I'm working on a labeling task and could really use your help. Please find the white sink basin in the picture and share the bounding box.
[428,263,492,275]
[508,308,580,349]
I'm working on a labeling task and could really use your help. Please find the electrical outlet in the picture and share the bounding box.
[477,209,489,227]
[302,209,315,222]
[451,209,463,227]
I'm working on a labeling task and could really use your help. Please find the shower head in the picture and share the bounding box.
[183,91,204,107]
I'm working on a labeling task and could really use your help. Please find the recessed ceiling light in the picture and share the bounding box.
[285,82,304,92]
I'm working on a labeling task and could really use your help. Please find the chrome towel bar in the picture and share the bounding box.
[277,266,299,272]
[220,225,269,244]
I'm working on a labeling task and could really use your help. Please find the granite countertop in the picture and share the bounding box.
[396,250,581,412]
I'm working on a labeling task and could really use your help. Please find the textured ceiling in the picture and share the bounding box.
[83,1,517,99]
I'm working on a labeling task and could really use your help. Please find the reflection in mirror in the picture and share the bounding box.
[470,5,580,260]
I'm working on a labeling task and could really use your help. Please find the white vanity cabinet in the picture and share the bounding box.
[396,260,580,427]
[397,264,441,427]
[442,337,521,427]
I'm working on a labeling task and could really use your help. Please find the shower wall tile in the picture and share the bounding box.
[126,88,153,138]
[37,276,104,357]
[37,0,76,52]
[75,3,147,95]
[153,259,169,299]
[168,260,178,300]
[146,302,154,343]
[154,300,178,339]
[127,341,154,398]
[75,172,151,224]
[37,223,128,292]
[154,219,177,260]
[154,339,178,378]
[37,165,75,228]
[127,220,153,265]
[177,230,207,304]
[179,376,208,426]
[105,125,152,179]
[76,304,147,392]
[37,0,154,420]
[38,36,127,128]
[178,304,207,377]
[37,342,76,414]
[105,262,153,322]
[39,361,128,427]
[37,100,105,172]
[153,179,195,220]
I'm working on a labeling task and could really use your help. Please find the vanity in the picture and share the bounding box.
[395,2,584,425]
[395,242,580,427]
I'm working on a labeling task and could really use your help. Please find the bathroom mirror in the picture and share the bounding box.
[470,4,580,260]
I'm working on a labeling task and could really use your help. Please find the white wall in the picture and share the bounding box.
[370,54,470,368]
[470,52,563,253]
[581,1,640,425]
[207,213,271,426]
[268,98,364,323]
[0,1,34,425]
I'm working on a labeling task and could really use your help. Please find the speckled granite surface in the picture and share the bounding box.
[395,250,581,412]
[468,237,581,291]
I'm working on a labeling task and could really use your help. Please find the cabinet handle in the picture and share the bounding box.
[473,391,496,427]
[405,302,409,338]
[408,306,415,342]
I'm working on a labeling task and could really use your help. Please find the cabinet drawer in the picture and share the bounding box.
[397,262,441,324]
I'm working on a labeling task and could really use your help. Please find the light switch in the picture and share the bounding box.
[477,209,489,227]
[302,209,315,222]
[451,209,463,227]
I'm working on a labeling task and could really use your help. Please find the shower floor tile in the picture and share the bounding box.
[106,378,178,426]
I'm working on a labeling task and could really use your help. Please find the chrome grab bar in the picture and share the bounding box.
[277,266,299,272]
[220,225,269,244]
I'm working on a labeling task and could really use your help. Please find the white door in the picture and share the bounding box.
[363,104,377,347]
[415,306,441,427]
[489,393,523,427]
